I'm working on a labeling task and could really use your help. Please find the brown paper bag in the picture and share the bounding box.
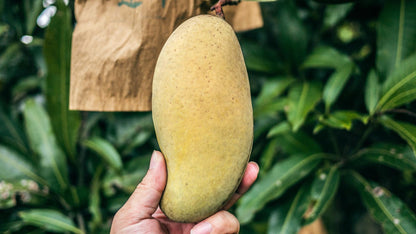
[70,0,263,111]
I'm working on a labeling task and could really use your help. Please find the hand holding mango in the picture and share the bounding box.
[153,15,254,222]
[110,151,259,234]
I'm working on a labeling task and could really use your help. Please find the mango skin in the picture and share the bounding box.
[152,15,253,223]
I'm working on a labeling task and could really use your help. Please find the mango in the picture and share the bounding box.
[152,15,253,223]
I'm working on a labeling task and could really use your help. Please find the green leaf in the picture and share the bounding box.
[83,137,123,171]
[302,46,350,70]
[379,116,416,155]
[103,155,151,195]
[23,0,43,34]
[0,107,30,155]
[323,61,355,111]
[236,154,324,224]
[349,171,416,234]
[259,138,280,175]
[267,121,291,138]
[254,77,294,118]
[317,110,368,131]
[255,77,295,109]
[0,145,46,184]
[377,0,416,78]
[44,1,80,161]
[365,70,380,115]
[19,209,83,234]
[273,131,322,155]
[254,98,287,119]
[323,3,354,29]
[241,40,281,73]
[88,164,104,232]
[376,53,416,111]
[23,99,69,191]
[268,183,311,234]
[305,166,340,224]
[353,146,416,171]
[313,0,356,3]
[274,0,308,66]
[286,82,322,131]
[244,0,278,2]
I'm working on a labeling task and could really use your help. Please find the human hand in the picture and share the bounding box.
[110,150,259,234]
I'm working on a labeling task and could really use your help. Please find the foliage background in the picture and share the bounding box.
[1,0,416,233]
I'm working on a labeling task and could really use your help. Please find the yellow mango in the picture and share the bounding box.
[152,14,253,223]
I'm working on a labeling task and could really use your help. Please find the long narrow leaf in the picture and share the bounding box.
[236,154,324,224]
[365,70,380,115]
[0,107,30,155]
[323,61,354,112]
[377,0,416,78]
[268,183,311,234]
[19,209,83,234]
[23,99,69,191]
[83,137,123,171]
[353,146,416,171]
[44,1,80,161]
[317,110,368,131]
[349,171,416,234]
[302,46,350,70]
[380,116,416,155]
[286,82,322,132]
[0,145,46,184]
[376,54,416,111]
[305,166,340,224]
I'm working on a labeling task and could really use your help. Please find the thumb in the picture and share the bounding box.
[118,151,167,222]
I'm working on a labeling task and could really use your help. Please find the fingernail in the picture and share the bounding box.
[191,222,212,234]
[149,150,160,169]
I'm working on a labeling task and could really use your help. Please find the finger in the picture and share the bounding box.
[223,161,259,210]
[190,210,239,234]
[115,151,167,224]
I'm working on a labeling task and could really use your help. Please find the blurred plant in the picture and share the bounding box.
[1,1,156,233]
[236,0,416,233]
[0,0,415,233]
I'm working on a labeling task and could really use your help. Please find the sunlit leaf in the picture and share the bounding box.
[83,137,123,171]
[305,166,340,224]
[236,154,324,224]
[365,70,380,115]
[349,171,416,234]
[377,0,416,78]
[44,1,80,161]
[19,209,83,234]
[317,111,368,131]
[268,183,311,234]
[286,82,322,131]
[23,99,69,191]
[379,116,416,155]
[376,53,416,111]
